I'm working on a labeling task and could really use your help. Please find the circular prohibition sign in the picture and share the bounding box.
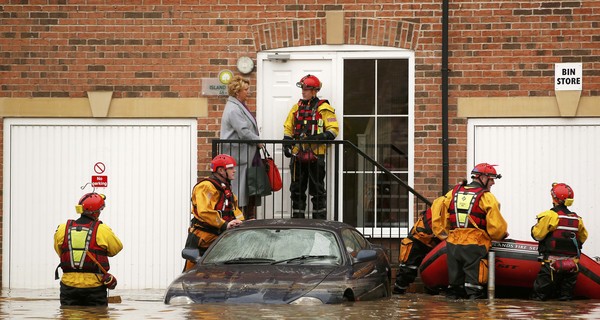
[94,162,106,175]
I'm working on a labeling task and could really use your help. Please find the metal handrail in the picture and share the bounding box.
[211,138,432,263]
[211,138,431,208]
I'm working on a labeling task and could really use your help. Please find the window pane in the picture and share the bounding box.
[377,59,409,115]
[342,117,375,171]
[203,229,342,264]
[374,172,409,228]
[344,59,375,115]
[377,117,409,171]
[342,172,375,227]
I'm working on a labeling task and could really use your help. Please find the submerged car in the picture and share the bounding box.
[164,219,391,305]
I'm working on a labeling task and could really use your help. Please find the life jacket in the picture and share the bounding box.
[293,98,328,138]
[539,207,581,257]
[409,207,440,248]
[447,182,488,230]
[59,218,109,274]
[190,176,236,234]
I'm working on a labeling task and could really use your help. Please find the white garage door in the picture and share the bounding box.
[469,118,600,258]
[3,118,196,289]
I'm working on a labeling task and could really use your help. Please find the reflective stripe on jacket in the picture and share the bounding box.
[434,181,507,249]
[59,219,109,274]
[189,175,244,249]
[283,98,339,155]
[448,182,487,230]
[533,205,587,258]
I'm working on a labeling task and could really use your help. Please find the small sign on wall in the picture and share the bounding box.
[91,175,108,188]
[555,63,582,91]
[92,161,108,188]
[201,69,234,96]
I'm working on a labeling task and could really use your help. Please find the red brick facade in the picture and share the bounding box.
[1,1,599,281]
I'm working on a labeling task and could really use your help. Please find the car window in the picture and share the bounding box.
[350,229,369,249]
[202,228,342,265]
[341,229,362,256]
[341,229,370,257]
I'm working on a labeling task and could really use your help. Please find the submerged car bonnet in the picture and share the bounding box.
[169,264,339,304]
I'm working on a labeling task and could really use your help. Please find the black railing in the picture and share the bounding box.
[211,139,431,264]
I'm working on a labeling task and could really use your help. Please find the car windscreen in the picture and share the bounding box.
[202,228,343,265]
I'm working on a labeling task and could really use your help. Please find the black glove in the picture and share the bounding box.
[283,137,293,158]
[307,132,333,141]
[283,146,292,158]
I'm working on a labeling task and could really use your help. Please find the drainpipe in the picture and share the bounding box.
[441,0,450,194]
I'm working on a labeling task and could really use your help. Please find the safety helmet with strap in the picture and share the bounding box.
[296,74,322,91]
[75,193,106,217]
[210,154,237,172]
[551,182,574,206]
[471,163,502,179]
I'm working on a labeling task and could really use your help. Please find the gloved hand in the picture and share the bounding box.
[102,273,118,290]
[307,132,332,141]
[283,136,294,158]
[283,145,292,158]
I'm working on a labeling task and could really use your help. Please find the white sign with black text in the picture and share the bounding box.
[555,63,582,91]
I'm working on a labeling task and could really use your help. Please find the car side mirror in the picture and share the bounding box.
[182,248,200,262]
[353,249,377,264]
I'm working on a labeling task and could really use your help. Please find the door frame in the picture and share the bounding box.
[257,45,415,237]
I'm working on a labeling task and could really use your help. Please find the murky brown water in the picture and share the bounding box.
[2,289,600,319]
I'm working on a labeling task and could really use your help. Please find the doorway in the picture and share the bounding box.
[257,47,415,236]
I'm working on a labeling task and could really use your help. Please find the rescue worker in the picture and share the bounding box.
[394,202,442,294]
[282,74,339,219]
[431,163,508,299]
[183,154,245,271]
[54,192,123,306]
[530,183,588,301]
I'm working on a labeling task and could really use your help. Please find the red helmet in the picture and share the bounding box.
[551,183,574,206]
[210,154,236,172]
[76,193,106,215]
[471,163,502,179]
[296,74,322,91]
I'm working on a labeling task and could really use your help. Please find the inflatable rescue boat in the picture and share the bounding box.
[418,239,600,299]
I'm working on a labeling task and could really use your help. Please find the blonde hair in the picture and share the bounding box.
[228,75,250,97]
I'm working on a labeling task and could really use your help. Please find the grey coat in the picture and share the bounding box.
[220,96,261,208]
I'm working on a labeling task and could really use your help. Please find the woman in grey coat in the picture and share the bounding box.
[220,75,262,219]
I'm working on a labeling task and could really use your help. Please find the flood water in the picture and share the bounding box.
[2,289,600,319]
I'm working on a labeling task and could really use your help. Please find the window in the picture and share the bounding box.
[203,228,342,265]
[341,57,412,236]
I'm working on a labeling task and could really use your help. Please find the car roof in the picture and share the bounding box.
[236,219,354,232]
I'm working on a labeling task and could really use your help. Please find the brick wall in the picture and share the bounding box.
[1,1,599,205]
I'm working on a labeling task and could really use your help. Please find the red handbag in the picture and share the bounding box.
[261,147,282,192]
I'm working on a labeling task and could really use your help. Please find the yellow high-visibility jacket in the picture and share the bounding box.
[283,100,339,155]
[54,221,123,288]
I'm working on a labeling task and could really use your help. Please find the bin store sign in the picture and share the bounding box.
[555,63,582,91]
[202,69,234,96]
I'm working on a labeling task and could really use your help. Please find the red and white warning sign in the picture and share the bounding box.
[92,162,108,187]
[91,175,108,188]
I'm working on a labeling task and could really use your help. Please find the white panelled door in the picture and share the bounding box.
[3,118,196,289]
[469,118,600,257]
[258,53,335,218]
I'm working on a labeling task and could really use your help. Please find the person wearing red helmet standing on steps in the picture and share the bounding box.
[182,154,245,271]
[282,74,339,220]
[530,182,588,301]
[431,163,509,299]
[54,192,123,306]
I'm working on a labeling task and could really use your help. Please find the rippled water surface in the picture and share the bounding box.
[2,289,600,319]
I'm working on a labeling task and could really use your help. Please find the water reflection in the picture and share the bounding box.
[2,289,600,319]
